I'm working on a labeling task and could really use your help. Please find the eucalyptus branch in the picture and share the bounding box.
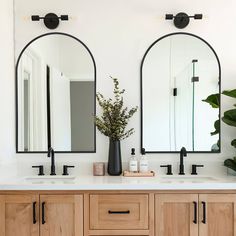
[95,77,138,141]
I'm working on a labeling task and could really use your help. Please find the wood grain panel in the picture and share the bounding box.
[90,194,149,230]
[155,194,198,236]
[88,230,149,235]
[0,194,39,236]
[199,194,236,236]
[40,195,83,236]
[3,190,236,195]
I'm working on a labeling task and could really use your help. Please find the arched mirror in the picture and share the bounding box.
[16,33,96,153]
[141,33,221,153]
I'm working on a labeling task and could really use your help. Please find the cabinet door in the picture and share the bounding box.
[155,194,198,236]
[199,194,236,236]
[40,195,83,236]
[0,194,39,236]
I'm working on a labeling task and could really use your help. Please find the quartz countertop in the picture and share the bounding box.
[0,175,236,191]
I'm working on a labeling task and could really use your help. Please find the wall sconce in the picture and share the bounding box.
[31,13,69,29]
[165,12,203,29]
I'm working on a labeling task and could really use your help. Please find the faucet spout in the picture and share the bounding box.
[179,147,187,175]
[48,147,56,175]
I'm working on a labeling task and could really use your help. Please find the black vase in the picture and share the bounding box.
[107,139,122,176]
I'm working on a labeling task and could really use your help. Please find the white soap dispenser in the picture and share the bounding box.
[129,148,138,173]
[139,148,149,173]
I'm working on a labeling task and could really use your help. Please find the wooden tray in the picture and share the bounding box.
[123,170,155,177]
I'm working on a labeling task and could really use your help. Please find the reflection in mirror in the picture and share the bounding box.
[141,33,220,153]
[23,71,30,151]
[16,33,96,152]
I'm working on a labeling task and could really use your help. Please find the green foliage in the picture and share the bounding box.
[222,109,236,127]
[95,77,138,141]
[224,158,236,171]
[222,89,236,171]
[202,93,220,108]
[202,93,220,153]
[231,139,236,148]
[211,119,220,136]
[222,89,236,98]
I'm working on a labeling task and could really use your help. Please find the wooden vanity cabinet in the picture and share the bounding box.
[85,193,154,236]
[199,194,236,236]
[40,195,83,236]
[155,193,236,236]
[1,191,236,236]
[0,194,39,236]
[155,194,198,236]
[0,194,83,236]
[89,194,149,230]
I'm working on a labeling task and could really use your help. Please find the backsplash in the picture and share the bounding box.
[3,155,226,177]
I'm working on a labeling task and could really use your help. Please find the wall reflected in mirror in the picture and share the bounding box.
[17,33,96,152]
[141,33,220,153]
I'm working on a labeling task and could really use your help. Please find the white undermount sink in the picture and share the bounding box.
[24,175,76,183]
[160,176,218,182]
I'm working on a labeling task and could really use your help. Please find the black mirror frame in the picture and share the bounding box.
[15,32,97,154]
[140,32,221,154]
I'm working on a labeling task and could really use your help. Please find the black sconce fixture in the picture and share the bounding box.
[31,13,69,29]
[165,12,203,29]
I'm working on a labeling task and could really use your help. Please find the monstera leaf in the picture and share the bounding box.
[222,89,236,172]
[202,93,220,108]
[231,139,236,148]
[224,158,236,171]
[222,109,236,127]
[222,89,236,98]
[211,119,220,136]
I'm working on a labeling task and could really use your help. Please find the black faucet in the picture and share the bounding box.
[179,147,187,175]
[48,147,56,175]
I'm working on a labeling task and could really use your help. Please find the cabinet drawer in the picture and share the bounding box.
[89,194,149,230]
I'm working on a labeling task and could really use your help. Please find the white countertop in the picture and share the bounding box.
[1,175,236,191]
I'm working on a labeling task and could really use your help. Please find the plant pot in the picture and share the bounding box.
[107,139,122,176]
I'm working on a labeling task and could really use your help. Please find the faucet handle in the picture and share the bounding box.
[191,164,204,175]
[32,165,44,176]
[160,165,173,175]
[180,147,187,156]
[62,165,75,175]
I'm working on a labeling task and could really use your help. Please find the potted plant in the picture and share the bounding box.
[222,89,236,174]
[95,77,138,175]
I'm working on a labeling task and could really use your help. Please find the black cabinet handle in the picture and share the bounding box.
[193,201,197,224]
[42,202,46,224]
[108,210,130,214]
[33,202,37,224]
[202,201,206,224]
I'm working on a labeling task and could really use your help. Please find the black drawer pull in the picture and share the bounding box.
[108,210,130,214]
[193,201,197,224]
[33,202,37,224]
[42,202,46,224]
[202,201,206,224]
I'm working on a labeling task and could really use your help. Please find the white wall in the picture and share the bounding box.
[0,0,236,176]
[0,0,14,163]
